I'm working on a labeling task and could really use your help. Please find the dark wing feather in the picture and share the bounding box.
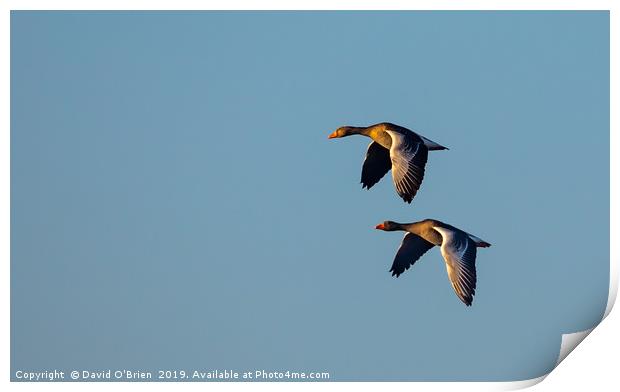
[390,233,435,278]
[361,142,391,189]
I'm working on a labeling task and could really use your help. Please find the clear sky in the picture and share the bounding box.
[11,11,609,381]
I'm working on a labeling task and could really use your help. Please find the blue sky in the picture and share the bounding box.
[11,11,609,381]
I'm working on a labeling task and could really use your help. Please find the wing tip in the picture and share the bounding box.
[389,268,402,278]
[397,186,419,204]
[361,180,376,190]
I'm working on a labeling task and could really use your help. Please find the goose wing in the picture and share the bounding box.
[433,226,478,306]
[385,130,429,203]
[390,233,435,278]
[361,142,391,189]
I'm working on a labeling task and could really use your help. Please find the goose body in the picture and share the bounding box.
[375,219,491,306]
[328,122,447,204]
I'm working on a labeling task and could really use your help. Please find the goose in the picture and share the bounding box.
[375,219,491,306]
[328,122,447,203]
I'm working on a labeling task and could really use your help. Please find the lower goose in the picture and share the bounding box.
[375,219,491,306]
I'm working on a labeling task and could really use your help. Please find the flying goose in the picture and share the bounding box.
[328,122,447,203]
[375,219,491,306]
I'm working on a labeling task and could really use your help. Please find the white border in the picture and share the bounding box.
[2,1,616,391]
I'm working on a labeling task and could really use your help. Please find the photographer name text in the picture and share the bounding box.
[14,369,330,381]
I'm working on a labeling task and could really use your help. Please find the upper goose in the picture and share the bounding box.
[328,122,447,204]
[375,219,491,306]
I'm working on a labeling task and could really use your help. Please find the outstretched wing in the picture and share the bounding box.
[433,226,478,306]
[385,130,429,204]
[361,142,391,189]
[390,233,435,278]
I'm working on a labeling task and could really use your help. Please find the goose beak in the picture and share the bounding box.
[328,131,338,139]
[375,223,385,230]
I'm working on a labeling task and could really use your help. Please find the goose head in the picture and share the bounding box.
[375,221,401,231]
[328,126,358,139]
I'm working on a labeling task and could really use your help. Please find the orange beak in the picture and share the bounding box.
[375,223,385,230]
[328,131,338,139]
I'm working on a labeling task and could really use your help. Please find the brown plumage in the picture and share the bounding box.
[375,219,491,306]
[328,122,448,204]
